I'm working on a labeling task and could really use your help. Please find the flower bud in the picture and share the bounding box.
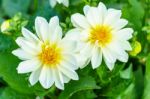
[1,20,11,34]
[129,41,142,56]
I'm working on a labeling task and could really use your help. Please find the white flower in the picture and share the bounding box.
[66,2,133,70]
[12,16,79,90]
[49,0,69,8]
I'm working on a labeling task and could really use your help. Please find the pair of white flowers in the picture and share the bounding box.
[12,2,133,90]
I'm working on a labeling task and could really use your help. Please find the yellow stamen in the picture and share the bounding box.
[39,43,62,66]
[88,25,112,47]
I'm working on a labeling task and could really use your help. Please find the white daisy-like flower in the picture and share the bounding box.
[12,16,79,90]
[66,2,133,70]
[49,0,69,8]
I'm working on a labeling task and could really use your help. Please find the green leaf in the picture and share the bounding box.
[96,64,111,86]
[0,87,4,96]
[133,66,144,99]
[122,0,145,30]
[116,83,136,99]
[70,90,97,99]
[70,0,83,6]
[59,76,100,99]
[0,52,44,95]
[0,87,34,99]
[0,34,16,52]
[143,54,150,99]
[2,0,30,17]
[97,64,134,98]
[116,65,136,99]
[100,77,132,98]
[120,65,133,79]
[96,63,125,86]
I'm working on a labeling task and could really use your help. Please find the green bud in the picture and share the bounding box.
[129,41,142,56]
[1,20,11,35]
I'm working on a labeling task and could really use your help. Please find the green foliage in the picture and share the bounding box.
[0,33,15,52]
[96,64,133,98]
[143,54,150,99]
[122,0,145,30]
[0,53,45,96]
[70,90,97,99]
[117,83,135,99]
[59,76,100,99]
[2,0,30,17]
[0,87,34,99]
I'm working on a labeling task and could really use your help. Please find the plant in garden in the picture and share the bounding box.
[0,0,149,99]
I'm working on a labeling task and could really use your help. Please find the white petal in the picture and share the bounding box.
[105,60,115,71]
[98,2,107,21]
[81,29,90,41]
[62,73,70,83]
[119,41,132,51]
[58,70,64,84]
[35,17,49,41]
[75,41,87,52]
[50,25,62,43]
[80,43,93,58]
[102,47,116,63]
[12,49,33,60]
[83,5,90,15]
[17,58,41,73]
[75,53,90,68]
[16,37,40,55]
[57,0,63,3]
[49,16,59,27]
[118,51,128,62]
[49,16,59,35]
[50,0,57,8]
[62,54,78,70]
[62,0,69,7]
[91,47,102,69]
[87,7,103,26]
[53,67,64,90]
[115,28,133,40]
[60,39,76,52]
[108,42,128,62]
[65,29,81,41]
[71,13,90,29]
[102,45,116,70]
[39,66,54,89]
[58,63,79,80]
[112,19,128,30]
[22,27,39,43]
[104,9,121,26]
[29,67,42,85]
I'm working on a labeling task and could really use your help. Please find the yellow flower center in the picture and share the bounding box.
[88,25,112,47]
[39,43,62,66]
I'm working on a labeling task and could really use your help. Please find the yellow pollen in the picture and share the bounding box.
[88,25,112,47]
[39,43,62,66]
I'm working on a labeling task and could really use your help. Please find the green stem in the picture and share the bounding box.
[49,85,57,94]
[33,0,38,12]
[39,85,57,99]
[83,0,90,5]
